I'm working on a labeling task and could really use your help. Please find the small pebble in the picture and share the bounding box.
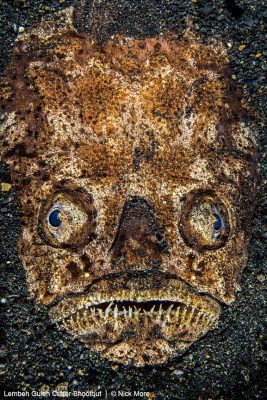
[18,26,25,33]
[256,274,265,283]
[1,183,11,192]
[173,369,184,376]
[238,44,246,51]
[55,382,68,392]
[40,384,50,393]
[0,346,8,357]
[77,368,85,376]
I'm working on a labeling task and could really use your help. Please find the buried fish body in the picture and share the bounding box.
[0,8,260,366]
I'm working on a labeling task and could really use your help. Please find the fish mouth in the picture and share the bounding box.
[49,273,221,356]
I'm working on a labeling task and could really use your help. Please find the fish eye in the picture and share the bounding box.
[179,193,230,250]
[39,188,97,249]
[213,212,223,232]
[48,208,62,228]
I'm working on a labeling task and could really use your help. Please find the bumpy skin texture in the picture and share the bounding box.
[0,9,260,366]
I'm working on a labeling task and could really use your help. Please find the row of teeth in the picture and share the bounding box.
[62,303,216,328]
[54,299,214,320]
[50,287,220,324]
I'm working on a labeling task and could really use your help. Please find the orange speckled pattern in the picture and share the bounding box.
[0,8,260,366]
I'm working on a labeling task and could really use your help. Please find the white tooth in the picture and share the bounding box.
[98,309,104,319]
[90,309,98,323]
[114,304,118,319]
[85,316,91,330]
[144,312,149,327]
[91,308,98,323]
[166,305,174,322]
[157,304,163,321]
[149,305,156,316]
[105,301,113,319]
[174,306,180,322]
[105,308,110,318]
[134,306,140,320]
[123,306,127,319]
[187,306,195,325]
[128,306,133,318]
[180,306,187,325]
[193,310,201,326]
[91,308,96,316]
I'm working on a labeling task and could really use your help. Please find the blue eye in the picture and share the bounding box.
[213,213,223,231]
[48,209,61,228]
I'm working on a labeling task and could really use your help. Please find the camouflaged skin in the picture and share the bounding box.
[0,8,260,366]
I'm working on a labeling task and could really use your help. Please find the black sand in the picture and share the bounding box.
[0,1,266,399]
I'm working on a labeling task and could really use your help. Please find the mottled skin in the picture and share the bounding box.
[0,9,259,366]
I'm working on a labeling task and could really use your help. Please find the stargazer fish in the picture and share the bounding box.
[0,8,260,366]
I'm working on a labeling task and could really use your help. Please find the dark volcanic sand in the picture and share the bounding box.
[0,1,266,399]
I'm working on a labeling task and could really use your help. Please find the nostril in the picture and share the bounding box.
[80,253,93,272]
[157,237,169,254]
[66,261,82,279]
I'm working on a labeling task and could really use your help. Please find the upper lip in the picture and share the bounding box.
[48,272,221,324]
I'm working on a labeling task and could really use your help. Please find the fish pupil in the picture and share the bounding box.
[213,213,223,231]
[49,209,61,228]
